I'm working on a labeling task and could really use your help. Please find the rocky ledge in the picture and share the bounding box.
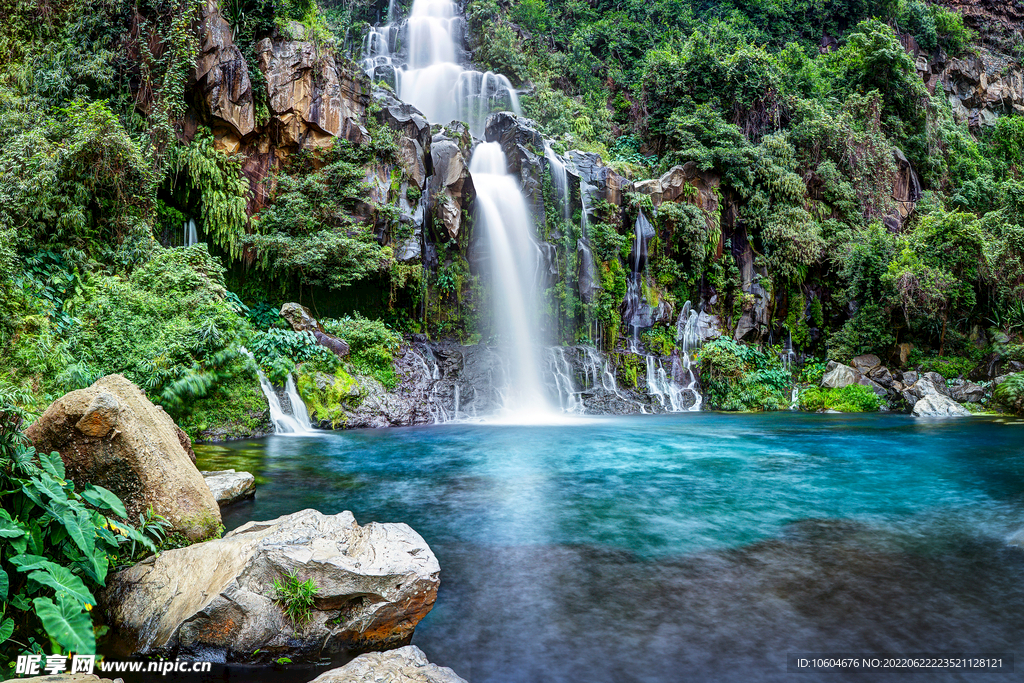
[103,509,440,663]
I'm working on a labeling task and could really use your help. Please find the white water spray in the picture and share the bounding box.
[184,219,198,247]
[241,349,315,434]
[471,142,550,416]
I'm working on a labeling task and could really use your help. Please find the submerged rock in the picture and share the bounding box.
[310,645,467,683]
[201,469,256,506]
[25,374,221,541]
[911,393,971,417]
[103,509,439,663]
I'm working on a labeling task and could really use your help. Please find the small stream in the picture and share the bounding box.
[161,413,1024,682]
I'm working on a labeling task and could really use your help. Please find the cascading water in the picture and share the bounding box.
[470,142,550,416]
[543,141,570,222]
[363,0,521,136]
[240,349,315,434]
[675,302,704,412]
[184,219,198,247]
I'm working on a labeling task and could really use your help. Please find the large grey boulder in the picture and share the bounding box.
[25,375,221,541]
[922,372,951,397]
[310,645,467,683]
[949,379,986,404]
[821,361,858,389]
[902,376,947,405]
[850,354,882,376]
[202,469,256,506]
[103,509,440,663]
[911,393,971,417]
[280,303,350,358]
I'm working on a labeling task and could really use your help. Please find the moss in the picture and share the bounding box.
[296,366,361,428]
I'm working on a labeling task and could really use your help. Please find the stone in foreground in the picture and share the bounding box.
[310,646,467,683]
[103,509,440,663]
[201,469,256,506]
[25,374,220,541]
[911,393,971,417]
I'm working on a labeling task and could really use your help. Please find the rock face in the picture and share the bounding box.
[202,469,256,506]
[426,123,474,241]
[311,645,467,683]
[103,509,439,663]
[256,24,369,150]
[25,375,221,541]
[485,112,546,218]
[912,393,972,417]
[196,0,254,150]
[280,302,350,358]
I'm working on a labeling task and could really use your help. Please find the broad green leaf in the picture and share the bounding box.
[0,514,25,539]
[0,618,13,644]
[10,554,50,572]
[80,486,127,518]
[31,475,68,506]
[33,596,95,654]
[62,509,93,559]
[0,568,6,600]
[38,451,65,481]
[28,565,95,606]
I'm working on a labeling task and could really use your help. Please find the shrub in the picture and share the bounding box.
[994,373,1024,416]
[697,337,789,411]
[800,384,881,412]
[273,571,318,625]
[322,316,402,389]
[0,388,159,665]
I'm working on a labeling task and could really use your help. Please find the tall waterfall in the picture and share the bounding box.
[362,0,520,136]
[470,142,551,416]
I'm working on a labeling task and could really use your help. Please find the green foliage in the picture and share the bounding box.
[800,384,881,412]
[322,315,402,388]
[0,389,156,663]
[917,354,976,379]
[697,337,789,411]
[66,245,248,415]
[273,570,318,625]
[994,373,1024,416]
[296,366,360,428]
[249,328,337,383]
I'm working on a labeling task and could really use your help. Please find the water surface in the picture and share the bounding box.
[193,413,1024,682]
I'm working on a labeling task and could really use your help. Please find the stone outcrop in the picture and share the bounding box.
[821,361,859,389]
[103,509,439,662]
[256,24,369,151]
[25,375,221,541]
[426,123,474,241]
[196,0,254,151]
[948,379,986,404]
[911,393,972,417]
[310,645,467,683]
[485,112,547,219]
[373,87,432,190]
[819,360,888,399]
[280,302,350,358]
[202,469,256,506]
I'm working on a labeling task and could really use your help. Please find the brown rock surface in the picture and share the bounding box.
[25,375,221,541]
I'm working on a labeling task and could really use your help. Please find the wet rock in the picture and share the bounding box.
[949,379,986,404]
[821,361,858,389]
[196,0,254,151]
[310,645,467,683]
[372,86,431,189]
[202,469,256,506]
[731,231,770,341]
[911,393,971,417]
[25,375,220,541]
[257,26,369,150]
[484,112,546,218]
[280,303,350,358]
[103,509,439,662]
[427,124,473,240]
[565,151,629,206]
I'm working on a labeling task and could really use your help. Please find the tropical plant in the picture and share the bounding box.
[272,570,318,625]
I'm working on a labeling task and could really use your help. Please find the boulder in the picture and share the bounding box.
[901,376,944,405]
[280,303,350,358]
[948,379,986,404]
[923,372,951,397]
[310,645,467,683]
[851,354,882,376]
[911,393,971,417]
[25,375,220,541]
[103,509,439,662]
[202,469,256,506]
[821,361,858,389]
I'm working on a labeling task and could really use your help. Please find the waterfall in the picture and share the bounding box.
[363,0,521,137]
[674,302,704,412]
[547,347,583,414]
[624,212,655,352]
[543,141,570,222]
[471,142,550,415]
[240,349,315,434]
[184,219,198,247]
